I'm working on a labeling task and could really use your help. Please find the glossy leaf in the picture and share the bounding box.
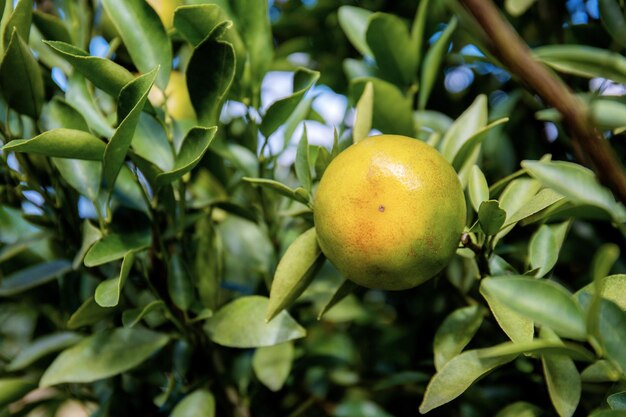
[3,128,105,160]
[440,94,487,163]
[337,6,374,57]
[46,41,134,97]
[481,283,533,343]
[434,305,484,371]
[583,295,626,373]
[122,300,165,328]
[67,297,113,329]
[267,228,325,321]
[495,402,542,417]
[0,378,35,409]
[529,225,558,277]
[503,188,564,228]
[608,392,626,411]
[410,0,430,68]
[496,178,542,242]
[168,253,194,311]
[295,125,312,192]
[101,0,171,89]
[419,17,457,109]
[193,216,222,310]
[243,177,310,206]
[66,74,115,137]
[366,12,416,86]
[535,45,626,85]
[32,10,71,43]
[353,81,373,143]
[187,35,235,126]
[478,200,506,236]
[541,328,581,417]
[317,279,359,320]
[103,68,158,192]
[581,360,621,382]
[260,68,320,137]
[0,29,44,118]
[469,165,489,212]
[206,296,306,348]
[0,260,72,297]
[73,221,102,270]
[478,339,594,362]
[171,389,215,417]
[174,4,228,47]
[252,342,294,392]
[419,349,516,413]
[2,0,32,48]
[6,332,83,372]
[591,244,620,282]
[155,126,217,187]
[350,77,414,136]
[84,231,150,267]
[522,160,626,222]
[40,327,169,387]
[576,274,626,311]
[451,117,509,172]
[95,252,135,308]
[481,277,586,340]
[131,113,174,172]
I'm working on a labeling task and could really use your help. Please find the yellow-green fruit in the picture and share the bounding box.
[314,135,466,290]
[150,71,196,120]
[146,0,183,29]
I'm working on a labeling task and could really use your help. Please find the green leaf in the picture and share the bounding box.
[577,275,626,311]
[243,177,310,206]
[608,392,626,410]
[451,117,509,172]
[174,4,228,47]
[168,253,194,311]
[53,159,102,201]
[440,94,488,163]
[419,17,457,109]
[46,41,134,97]
[3,128,105,160]
[252,342,294,392]
[534,45,626,85]
[73,221,102,270]
[419,349,516,413]
[529,225,558,277]
[478,200,506,236]
[350,77,414,136]
[0,260,72,297]
[590,411,626,417]
[410,0,430,69]
[505,0,538,16]
[496,178,542,242]
[338,6,374,57]
[469,165,489,212]
[95,252,135,308]
[101,0,171,90]
[581,295,626,374]
[2,0,32,48]
[0,378,36,409]
[540,328,581,417]
[155,126,217,187]
[66,74,115,138]
[131,113,175,172]
[352,81,373,143]
[522,160,626,222]
[67,296,113,329]
[206,296,306,348]
[84,231,150,267]
[599,0,626,49]
[295,125,312,192]
[591,244,620,282]
[434,305,484,371]
[32,10,71,43]
[122,300,165,328]
[480,283,534,343]
[366,12,416,86]
[266,228,325,322]
[478,339,594,362]
[187,35,235,126]
[317,279,359,320]
[260,68,320,137]
[0,29,44,119]
[503,188,565,228]
[6,332,83,372]
[495,402,542,417]
[481,277,586,340]
[40,327,169,387]
[171,389,215,417]
[103,68,158,192]
[193,216,222,310]
[581,360,621,382]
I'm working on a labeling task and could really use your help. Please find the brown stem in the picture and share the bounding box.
[458,0,626,207]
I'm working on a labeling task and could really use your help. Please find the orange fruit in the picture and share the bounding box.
[313,135,466,290]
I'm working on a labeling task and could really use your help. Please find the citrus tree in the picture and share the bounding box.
[1,0,626,416]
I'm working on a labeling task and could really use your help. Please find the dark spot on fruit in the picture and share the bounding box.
[378,205,385,212]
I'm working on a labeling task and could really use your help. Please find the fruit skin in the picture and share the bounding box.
[146,0,183,29]
[313,135,466,290]
[149,71,196,121]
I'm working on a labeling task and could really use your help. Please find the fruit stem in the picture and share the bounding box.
[461,233,491,277]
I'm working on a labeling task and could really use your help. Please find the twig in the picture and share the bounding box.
[458,0,626,207]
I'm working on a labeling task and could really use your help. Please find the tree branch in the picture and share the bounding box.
[458,0,626,207]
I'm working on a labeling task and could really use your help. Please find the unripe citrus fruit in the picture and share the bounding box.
[313,135,466,290]
[149,71,196,121]
[146,0,183,29]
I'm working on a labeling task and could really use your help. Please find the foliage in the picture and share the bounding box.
[1,0,626,416]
